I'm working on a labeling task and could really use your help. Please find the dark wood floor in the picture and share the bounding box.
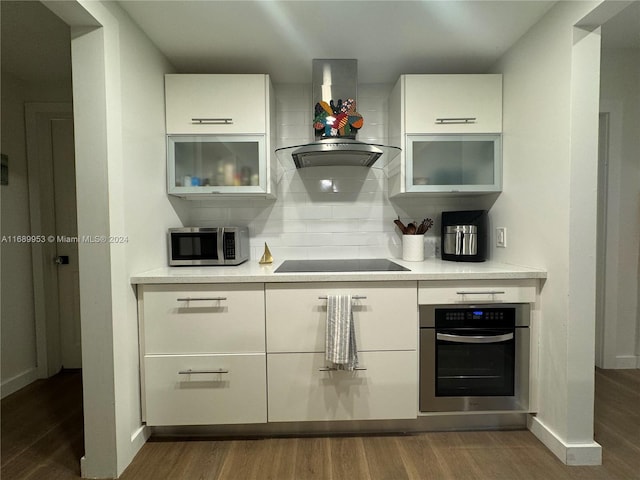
[1,370,84,480]
[2,368,639,479]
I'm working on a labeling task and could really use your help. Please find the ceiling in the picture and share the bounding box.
[117,0,558,83]
[1,1,72,83]
[1,1,638,86]
[601,0,640,49]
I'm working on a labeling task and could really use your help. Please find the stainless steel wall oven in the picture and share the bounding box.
[419,303,530,412]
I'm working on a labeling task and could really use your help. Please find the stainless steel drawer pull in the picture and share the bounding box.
[191,118,233,125]
[319,366,367,371]
[456,291,505,295]
[177,297,227,302]
[437,332,514,344]
[318,295,367,300]
[178,369,229,375]
[435,117,477,124]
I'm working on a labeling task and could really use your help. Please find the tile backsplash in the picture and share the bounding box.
[186,83,475,262]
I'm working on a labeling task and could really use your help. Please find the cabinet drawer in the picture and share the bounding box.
[144,354,267,426]
[267,351,417,422]
[265,282,417,353]
[141,284,265,354]
[418,280,537,304]
[404,75,502,134]
[165,74,267,134]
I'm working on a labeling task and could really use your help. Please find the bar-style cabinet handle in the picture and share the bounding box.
[191,118,233,125]
[176,297,227,302]
[178,369,229,375]
[319,366,367,372]
[435,117,477,124]
[317,295,367,300]
[456,291,505,295]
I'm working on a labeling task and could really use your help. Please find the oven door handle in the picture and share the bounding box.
[436,332,514,344]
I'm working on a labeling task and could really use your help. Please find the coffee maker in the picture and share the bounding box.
[441,210,488,262]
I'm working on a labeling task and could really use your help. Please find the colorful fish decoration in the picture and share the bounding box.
[313,98,363,138]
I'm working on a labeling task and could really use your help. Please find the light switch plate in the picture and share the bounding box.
[496,227,507,248]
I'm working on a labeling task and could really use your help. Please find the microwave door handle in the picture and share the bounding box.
[436,332,514,344]
[217,228,225,262]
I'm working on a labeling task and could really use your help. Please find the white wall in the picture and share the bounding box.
[44,0,178,477]
[490,0,603,465]
[1,0,73,397]
[1,72,38,395]
[111,1,180,474]
[599,47,640,368]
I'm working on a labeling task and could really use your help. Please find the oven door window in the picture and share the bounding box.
[435,328,515,397]
[171,233,220,261]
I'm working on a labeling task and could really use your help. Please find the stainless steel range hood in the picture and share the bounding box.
[275,59,400,169]
[291,139,385,168]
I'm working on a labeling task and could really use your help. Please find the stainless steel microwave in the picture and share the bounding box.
[168,227,249,266]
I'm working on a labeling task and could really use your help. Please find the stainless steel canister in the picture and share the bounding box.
[443,225,478,256]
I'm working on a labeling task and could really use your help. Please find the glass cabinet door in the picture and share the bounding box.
[167,135,266,196]
[405,134,501,193]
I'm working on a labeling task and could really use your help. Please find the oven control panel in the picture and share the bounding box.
[443,310,506,321]
[419,304,530,329]
[436,308,514,328]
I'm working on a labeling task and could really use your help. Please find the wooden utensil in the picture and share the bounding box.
[416,218,434,234]
[394,218,407,234]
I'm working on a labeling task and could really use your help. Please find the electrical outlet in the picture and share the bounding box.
[496,227,507,248]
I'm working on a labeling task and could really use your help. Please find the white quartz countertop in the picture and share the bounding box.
[130,258,547,284]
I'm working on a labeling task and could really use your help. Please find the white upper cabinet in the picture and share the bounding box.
[165,74,267,134]
[404,75,502,134]
[388,74,503,196]
[165,74,277,198]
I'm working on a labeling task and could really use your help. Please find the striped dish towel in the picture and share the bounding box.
[325,294,358,371]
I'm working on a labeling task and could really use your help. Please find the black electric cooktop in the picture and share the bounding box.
[274,258,410,273]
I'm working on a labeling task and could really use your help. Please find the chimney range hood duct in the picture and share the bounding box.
[275,59,400,169]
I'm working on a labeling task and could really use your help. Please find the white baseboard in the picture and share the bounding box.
[528,416,602,465]
[113,425,150,477]
[615,355,640,369]
[130,424,150,449]
[81,425,150,479]
[1,368,40,399]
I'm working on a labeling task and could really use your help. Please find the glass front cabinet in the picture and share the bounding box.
[388,74,503,196]
[168,135,267,196]
[405,134,502,193]
[165,74,276,198]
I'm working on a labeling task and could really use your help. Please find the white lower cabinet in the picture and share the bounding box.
[265,281,418,423]
[138,277,540,427]
[266,282,417,352]
[139,281,420,427]
[141,283,265,354]
[417,279,537,304]
[267,351,417,422]
[144,353,267,426]
[138,283,267,426]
